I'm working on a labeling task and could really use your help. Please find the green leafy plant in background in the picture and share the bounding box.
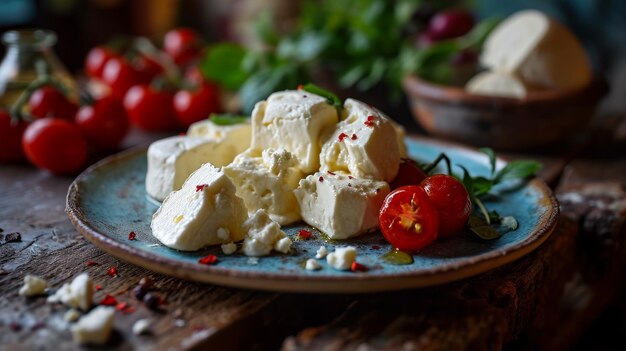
[201,0,499,114]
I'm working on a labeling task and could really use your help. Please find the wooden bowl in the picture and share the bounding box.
[403,74,608,150]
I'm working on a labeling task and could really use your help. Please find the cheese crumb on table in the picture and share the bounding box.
[47,272,93,311]
[221,242,237,255]
[132,318,152,335]
[64,309,81,323]
[71,306,115,345]
[326,246,357,271]
[315,246,328,259]
[18,275,48,297]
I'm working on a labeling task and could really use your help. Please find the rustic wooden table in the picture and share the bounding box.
[1,125,625,351]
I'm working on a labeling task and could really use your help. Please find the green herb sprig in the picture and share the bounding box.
[301,83,343,113]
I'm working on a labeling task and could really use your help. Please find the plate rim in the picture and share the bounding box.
[66,137,559,293]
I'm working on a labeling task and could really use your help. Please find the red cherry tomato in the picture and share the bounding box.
[0,110,28,163]
[420,174,472,237]
[164,28,201,65]
[102,57,147,100]
[76,95,129,150]
[28,86,78,120]
[22,118,88,175]
[173,83,221,127]
[390,159,428,190]
[379,186,439,251]
[134,54,164,82]
[427,10,475,40]
[85,46,118,79]
[123,85,178,131]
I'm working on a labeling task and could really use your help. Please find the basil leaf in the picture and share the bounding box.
[468,214,502,240]
[471,176,493,196]
[459,17,501,50]
[494,160,542,183]
[201,44,248,90]
[479,147,496,176]
[488,210,502,224]
[209,114,249,126]
[302,83,343,111]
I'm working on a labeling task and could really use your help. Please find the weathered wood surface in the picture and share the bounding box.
[1,130,625,350]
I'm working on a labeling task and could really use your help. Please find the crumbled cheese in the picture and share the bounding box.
[132,318,152,335]
[221,242,237,255]
[241,209,292,257]
[47,273,93,311]
[71,306,115,345]
[305,259,321,271]
[274,237,292,254]
[326,246,357,271]
[18,275,48,297]
[315,246,328,259]
[64,309,81,323]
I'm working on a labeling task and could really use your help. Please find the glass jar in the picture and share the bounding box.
[0,29,77,110]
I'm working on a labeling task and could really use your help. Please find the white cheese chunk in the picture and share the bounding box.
[250,90,339,173]
[466,71,528,98]
[315,246,328,259]
[19,275,48,297]
[241,209,292,257]
[221,242,237,255]
[187,118,251,141]
[47,273,93,311]
[151,164,247,251]
[64,309,81,323]
[480,10,591,90]
[132,318,152,335]
[326,246,357,271]
[305,259,321,271]
[224,148,303,225]
[295,172,390,239]
[71,306,115,345]
[146,134,250,201]
[319,99,400,182]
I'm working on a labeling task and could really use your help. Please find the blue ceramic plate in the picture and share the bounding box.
[67,137,558,293]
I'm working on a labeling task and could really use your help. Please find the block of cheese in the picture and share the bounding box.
[151,163,247,251]
[294,172,390,239]
[241,209,293,257]
[71,306,115,345]
[480,10,591,90]
[223,148,303,225]
[466,71,528,98]
[250,90,339,173]
[187,118,251,140]
[319,99,400,182]
[47,272,93,311]
[146,133,249,201]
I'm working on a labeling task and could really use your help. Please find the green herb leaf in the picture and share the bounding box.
[239,64,309,115]
[200,43,248,91]
[302,83,343,111]
[209,114,249,126]
[471,176,493,197]
[479,147,496,176]
[468,215,502,240]
[494,160,542,183]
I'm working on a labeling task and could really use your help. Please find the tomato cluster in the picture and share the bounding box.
[380,161,472,251]
[86,28,221,131]
[1,28,222,175]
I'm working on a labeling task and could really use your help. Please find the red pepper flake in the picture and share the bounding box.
[318,176,324,182]
[178,132,186,136]
[115,302,135,314]
[95,285,102,291]
[297,84,303,90]
[327,171,335,176]
[107,266,118,277]
[157,296,167,306]
[198,254,218,265]
[351,262,368,272]
[348,183,352,187]
[195,184,208,192]
[192,324,207,332]
[128,231,137,241]
[351,134,357,140]
[364,115,376,127]
[338,132,348,142]
[371,245,381,250]
[298,229,313,240]
[100,294,118,306]
[85,261,99,267]
[348,176,353,179]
